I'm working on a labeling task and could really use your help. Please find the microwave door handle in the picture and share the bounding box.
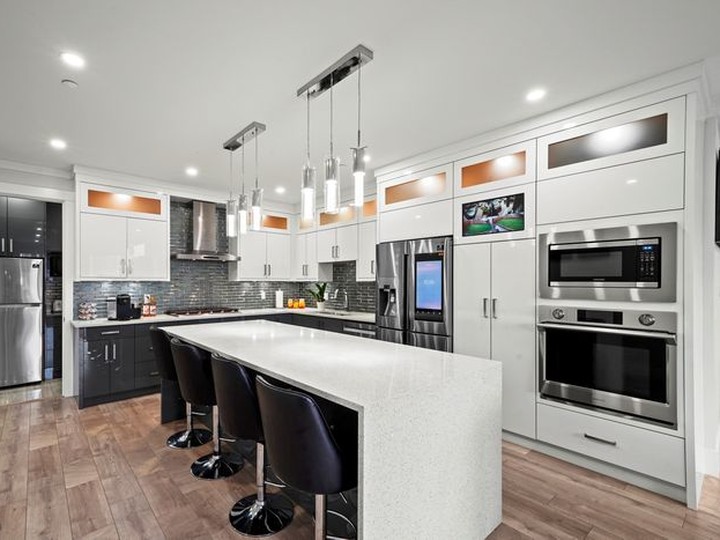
[537,322,676,344]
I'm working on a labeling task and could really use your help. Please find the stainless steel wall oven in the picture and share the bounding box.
[538,305,677,427]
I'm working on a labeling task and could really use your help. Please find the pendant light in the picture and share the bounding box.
[251,128,263,231]
[324,74,340,214]
[226,151,238,237]
[238,142,249,235]
[351,58,367,207]
[301,91,316,222]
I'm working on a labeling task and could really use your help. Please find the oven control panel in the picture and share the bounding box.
[538,305,676,334]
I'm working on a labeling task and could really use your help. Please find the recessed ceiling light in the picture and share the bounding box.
[61,79,79,89]
[60,52,85,69]
[185,167,198,177]
[274,186,286,195]
[525,88,547,102]
[49,138,67,150]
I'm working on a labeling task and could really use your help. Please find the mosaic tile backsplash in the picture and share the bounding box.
[74,201,377,318]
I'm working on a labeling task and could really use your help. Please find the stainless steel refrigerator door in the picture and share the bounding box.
[376,241,406,331]
[0,258,43,304]
[0,305,43,387]
[408,332,453,352]
[407,237,453,337]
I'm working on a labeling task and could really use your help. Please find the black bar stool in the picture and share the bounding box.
[170,338,241,480]
[150,328,211,449]
[256,375,358,539]
[211,354,294,536]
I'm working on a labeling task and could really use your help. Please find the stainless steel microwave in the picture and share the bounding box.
[539,223,677,302]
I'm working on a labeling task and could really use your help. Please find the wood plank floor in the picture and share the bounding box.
[0,392,718,539]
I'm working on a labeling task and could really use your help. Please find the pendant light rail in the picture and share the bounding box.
[296,44,374,99]
[223,121,267,152]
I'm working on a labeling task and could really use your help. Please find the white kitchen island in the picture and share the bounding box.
[162,320,502,539]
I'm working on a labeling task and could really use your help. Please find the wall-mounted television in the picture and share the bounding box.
[462,192,525,237]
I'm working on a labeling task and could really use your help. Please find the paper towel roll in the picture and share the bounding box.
[275,289,284,309]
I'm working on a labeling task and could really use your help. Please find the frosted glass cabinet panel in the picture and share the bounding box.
[378,163,453,212]
[454,140,536,197]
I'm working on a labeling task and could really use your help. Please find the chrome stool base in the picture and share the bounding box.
[229,493,294,537]
[167,428,212,449]
[191,452,242,480]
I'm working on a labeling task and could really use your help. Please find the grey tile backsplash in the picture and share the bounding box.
[74,201,376,318]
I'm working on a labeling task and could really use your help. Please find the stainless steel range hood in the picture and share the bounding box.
[174,201,238,262]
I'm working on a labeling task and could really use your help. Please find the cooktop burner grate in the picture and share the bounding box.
[165,306,240,316]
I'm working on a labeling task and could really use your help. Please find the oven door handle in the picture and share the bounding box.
[537,322,676,344]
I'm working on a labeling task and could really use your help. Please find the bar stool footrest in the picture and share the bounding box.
[191,452,242,479]
[167,428,212,449]
[229,493,294,536]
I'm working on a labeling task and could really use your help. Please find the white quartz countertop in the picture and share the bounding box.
[160,319,498,410]
[71,307,375,329]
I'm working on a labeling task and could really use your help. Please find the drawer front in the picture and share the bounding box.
[537,403,685,486]
[85,325,135,341]
[135,360,161,389]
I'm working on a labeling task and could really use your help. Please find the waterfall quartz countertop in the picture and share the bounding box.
[70,307,375,328]
[161,320,502,540]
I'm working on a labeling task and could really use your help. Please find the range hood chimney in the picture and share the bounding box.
[174,201,238,262]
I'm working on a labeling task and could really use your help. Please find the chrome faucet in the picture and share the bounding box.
[333,287,350,311]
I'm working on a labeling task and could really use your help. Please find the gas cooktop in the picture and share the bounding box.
[165,306,240,317]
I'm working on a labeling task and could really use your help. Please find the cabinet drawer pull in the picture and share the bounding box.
[149,371,159,376]
[583,433,617,446]
[101,330,120,335]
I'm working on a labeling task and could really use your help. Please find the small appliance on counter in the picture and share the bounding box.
[106,297,117,320]
[107,294,142,321]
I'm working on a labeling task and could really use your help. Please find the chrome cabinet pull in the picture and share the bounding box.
[128,259,133,275]
[104,344,109,362]
[263,264,267,276]
[101,330,120,336]
[492,298,498,319]
[583,433,617,446]
[371,260,375,274]
[150,371,159,376]
[120,258,126,275]
[268,264,272,276]
[9,238,13,252]
[1,238,4,252]
[112,343,117,360]
[482,298,489,318]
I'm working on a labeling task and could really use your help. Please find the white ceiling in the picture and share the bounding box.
[2,0,720,203]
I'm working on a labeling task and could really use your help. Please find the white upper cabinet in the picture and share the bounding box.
[80,182,169,220]
[231,231,291,281]
[266,233,291,280]
[294,231,319,281]
[357,220,377,281]
[335,225,358,262]
[537,97,686,180]
[79,213,168,281]
[317,228,336,263]
[454,140,536,197]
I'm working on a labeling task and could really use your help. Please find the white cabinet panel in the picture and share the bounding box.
[317,229,335,263]
[357,221,377,281]
[378,199,453,243]
[492,240,536,438]
[126,219,168,280]
[335,225,358,262]
[453,243,492,360]
[79,214,126,279]
[293,233,306,280]
[266,233,290,280]
[537,403,685,486]
[236,232,267,280]
[305,232,318,280]
[537,154,684,225]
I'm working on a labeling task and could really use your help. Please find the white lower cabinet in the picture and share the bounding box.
[79,213,169,280]
[295,232,319,281]
[317,225,358,263]
[454,239,536,438]
[537,403,686,486]
[232,232,290,281]
[356,221,377,281]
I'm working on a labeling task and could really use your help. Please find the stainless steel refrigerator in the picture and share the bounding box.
[0,258,43,388]
[376,236,453,352]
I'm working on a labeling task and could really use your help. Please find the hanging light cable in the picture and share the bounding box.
[226,151,238,237]
[238,141,248,235]
[324,73,340,214]
[251,128,264,230]
[351,58,366,207]
[301,91,316,222]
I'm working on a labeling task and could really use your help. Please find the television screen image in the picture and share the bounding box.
[462,193,525,236]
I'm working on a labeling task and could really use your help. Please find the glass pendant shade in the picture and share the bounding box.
[251,187,263,231]
[352,146,366,207]
[324,156,340,214]
[226,198,239,237]
[238,193,249,235]
[301,162,316,221]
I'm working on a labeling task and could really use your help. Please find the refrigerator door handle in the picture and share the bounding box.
[483,298,489,318]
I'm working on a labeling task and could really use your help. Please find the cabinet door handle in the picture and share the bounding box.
[150,371,159,377]
[371,260,375,274]
[9,238,13,253]
[112,343,117,360]
[101,330,120,335]
[1,238,4,252]
[104,344,109,362]
[583,433,617,447]
[492,298,498,319]
[482,298,489,318]
[263,264,267,276]
[120,258,126,275]
[268,264,272,276]
[128,259,133,275]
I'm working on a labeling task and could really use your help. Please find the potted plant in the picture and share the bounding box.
[308,282,328,311]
